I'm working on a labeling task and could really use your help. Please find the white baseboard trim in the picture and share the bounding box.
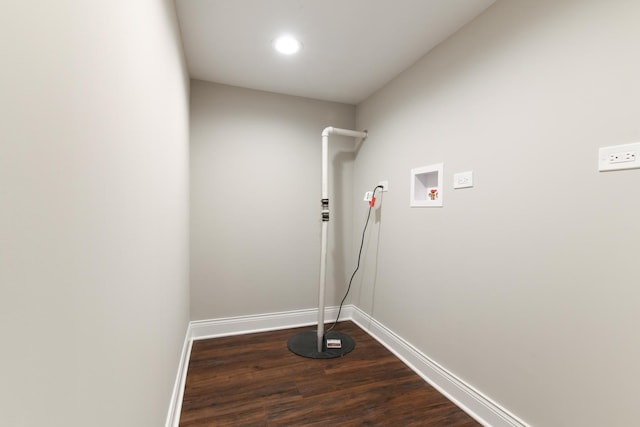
[166,305,527,427]
[165,323,193,427]
[350,306,528,427]
[190,305,353,341]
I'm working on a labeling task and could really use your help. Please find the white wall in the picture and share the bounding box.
[353,1,640,426]
[190,81,356,320]
[0,1,189,426]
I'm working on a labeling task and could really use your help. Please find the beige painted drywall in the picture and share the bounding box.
[0,1,189,426]
[353,1,640,425]
[190,81,356,320]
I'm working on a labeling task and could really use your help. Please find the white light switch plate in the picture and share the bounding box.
[453,171,473,189]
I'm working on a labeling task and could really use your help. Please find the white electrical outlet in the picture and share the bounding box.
[599,142,640,171]
[378,180,389,192]
[608,152,636,164]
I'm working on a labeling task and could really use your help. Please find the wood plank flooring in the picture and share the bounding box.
[180,321,480,426]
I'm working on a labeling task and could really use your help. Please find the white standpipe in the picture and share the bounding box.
[316,126,367,352]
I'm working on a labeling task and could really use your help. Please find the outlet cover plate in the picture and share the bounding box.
[599,142,640,171]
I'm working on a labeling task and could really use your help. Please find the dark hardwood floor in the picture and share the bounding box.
[180,321,480,426]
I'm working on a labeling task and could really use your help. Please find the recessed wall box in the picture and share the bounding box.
[410,163,443,207]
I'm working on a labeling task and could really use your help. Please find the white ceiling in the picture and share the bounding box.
[175,0,495,105]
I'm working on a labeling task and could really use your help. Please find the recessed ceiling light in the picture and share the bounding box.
[273,35,301,55]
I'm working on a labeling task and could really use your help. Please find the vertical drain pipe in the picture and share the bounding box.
[316,127,367,352]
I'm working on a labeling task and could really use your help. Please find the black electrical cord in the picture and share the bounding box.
[327,185,384,333]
